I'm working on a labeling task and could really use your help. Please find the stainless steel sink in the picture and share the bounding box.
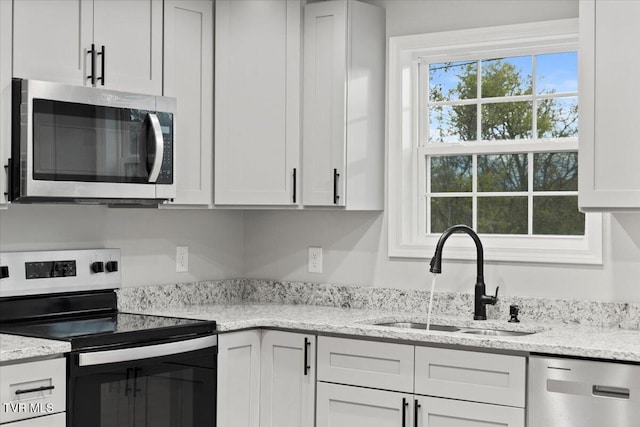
[374,322,461,332]
[461,329,534,337]
[372,321,535,336]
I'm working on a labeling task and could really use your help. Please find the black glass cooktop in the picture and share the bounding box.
[0,292,216,350]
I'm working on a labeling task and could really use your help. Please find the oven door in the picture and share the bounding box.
[68,335,216,427]
[11,79,175,202]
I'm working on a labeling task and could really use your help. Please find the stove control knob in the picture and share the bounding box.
[91,261,105,273]
[106,261,119,273]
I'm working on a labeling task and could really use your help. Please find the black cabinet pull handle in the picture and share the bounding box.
[401,398,408,427]
[414,399,421,427]
[87,43,97,85]
[333,168,340,204]
[303,337,311,376]
[15,385,55,395]
[293,168,297,203]
[97,45,105,86]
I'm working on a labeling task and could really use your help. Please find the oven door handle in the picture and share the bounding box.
[147,112,164,183]
[78,335,217,367]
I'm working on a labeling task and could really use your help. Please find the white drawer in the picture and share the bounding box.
[414,347,525,407]
[317,336,414,393]
[2,412,66,427]
[0,358,66,424]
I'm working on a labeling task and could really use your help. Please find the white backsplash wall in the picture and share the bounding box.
[243,211,640,303]
[0,204,244,287]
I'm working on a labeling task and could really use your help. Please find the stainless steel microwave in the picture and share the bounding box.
[9,79,176,204]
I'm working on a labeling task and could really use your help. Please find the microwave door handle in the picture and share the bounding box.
[147,113,164,183]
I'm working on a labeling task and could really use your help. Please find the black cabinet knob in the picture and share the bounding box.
[91,261,105,273]
[106,261,118,273]
[0,266,8,279]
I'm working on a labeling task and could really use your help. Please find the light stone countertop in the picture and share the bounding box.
[131,302,640,363]
[0,333,70,363]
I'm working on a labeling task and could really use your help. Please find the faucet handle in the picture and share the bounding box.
[490,286,499,304]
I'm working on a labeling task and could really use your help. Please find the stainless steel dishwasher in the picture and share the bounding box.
[528,355,640,426]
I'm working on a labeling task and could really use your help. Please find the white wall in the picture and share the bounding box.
[243,0,640,303]
[0,205,244,287]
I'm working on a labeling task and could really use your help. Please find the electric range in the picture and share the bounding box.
[0,249,217,427]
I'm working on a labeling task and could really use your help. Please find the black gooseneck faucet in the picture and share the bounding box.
[429,224,499,320]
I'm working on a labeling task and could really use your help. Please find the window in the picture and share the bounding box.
[388,20,602,264]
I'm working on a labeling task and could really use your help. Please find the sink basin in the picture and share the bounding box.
[371,321,535,336]
[374,322,461,332]
[461,329,534,337]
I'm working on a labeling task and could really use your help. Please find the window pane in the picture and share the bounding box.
[478,154,528,192]
[481,56,532,97]
[430,155,472,192]
[429,60,477,102]
[477,197,527,234]
[536,52,577,94]
[429,105,477,142]
[533,196,584,235]
[430,197,472,233]
[481,102,532,140]
[533,152,578,191]
[537,97,578,138]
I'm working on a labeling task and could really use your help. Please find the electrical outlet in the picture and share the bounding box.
[308,247,322,273]
[176,246,189,272]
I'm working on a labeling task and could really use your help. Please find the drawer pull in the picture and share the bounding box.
[15,385,55,395]
[593,385,630,399]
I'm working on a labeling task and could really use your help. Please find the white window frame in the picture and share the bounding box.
[388,19,603,264]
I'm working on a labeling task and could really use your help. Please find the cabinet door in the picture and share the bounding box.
[317,336,414,393]
[163,0,214,205]
[415,396,524,427]
[13,0,93,85]
[317,382,412,427]
[214,0,300,205]
[579,0,640,209]
[0,0,11,205]
[414,346,525,408]
[302,0,347,206]
[260,331,315,427]
[93,0,163,95]
[217,331,261,427]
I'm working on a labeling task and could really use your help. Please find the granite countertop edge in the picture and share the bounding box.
[0,334,71,363]
[138,303,640,363]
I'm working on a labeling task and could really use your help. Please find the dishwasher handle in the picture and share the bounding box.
[593,385,630,400]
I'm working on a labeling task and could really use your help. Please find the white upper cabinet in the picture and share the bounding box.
[13,0,92,86]
[92,0,163,95]
[163,0,214,206]
[302,0,385,209]
[215,0,301,206]
[13,0,162,95]
[579,0,640,210]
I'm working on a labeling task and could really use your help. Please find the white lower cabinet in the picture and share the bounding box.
[260,330,315,427]
[217,330,262,427]
[217,330,315,427]
[316,382,412,427]
[316,337,526,427]
[415,396,524,427]
[0,358,66,425]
